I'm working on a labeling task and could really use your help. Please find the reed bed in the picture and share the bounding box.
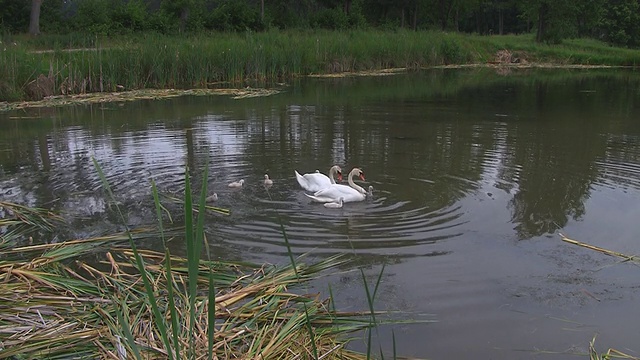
[3,30,640,102]
[0,243,372,359]
[0,163,384,359]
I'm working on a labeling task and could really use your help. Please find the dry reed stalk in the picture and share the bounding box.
[559,233,638,262]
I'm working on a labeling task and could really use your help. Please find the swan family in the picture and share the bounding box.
[211,167,371,207]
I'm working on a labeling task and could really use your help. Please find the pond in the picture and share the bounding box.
[2,68,640,358]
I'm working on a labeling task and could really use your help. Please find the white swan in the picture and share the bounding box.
[264,174,273,186]
[228,179,244,188]
[324,197,344,209]
[205,193,218,202]
[305,168,366,203]
[295,165,342,192]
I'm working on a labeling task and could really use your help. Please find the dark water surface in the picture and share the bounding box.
[2,68,640,358]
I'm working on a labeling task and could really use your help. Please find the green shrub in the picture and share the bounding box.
[310,7,349,30]
[111,0,149,33]
[73,0,114,35]
[207,1,263,32]
[599,0,640,47]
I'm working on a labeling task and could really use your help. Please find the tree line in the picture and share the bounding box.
[1,0,639,47]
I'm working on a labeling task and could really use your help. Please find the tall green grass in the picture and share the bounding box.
[3,30,640,102]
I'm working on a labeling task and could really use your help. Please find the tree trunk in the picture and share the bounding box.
[344,0,351,15]
[179,6,190,33]
[261,0,264,22]
[29,0,43,35]
[412,2,418,31]
[439,0,453,30]
[536,2,549,42]
[454,7,459,31]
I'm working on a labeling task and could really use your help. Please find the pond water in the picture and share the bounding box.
[2,68,640,358]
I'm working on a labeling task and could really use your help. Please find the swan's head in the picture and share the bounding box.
[264,174,270,179]
[351,168,365,181]
[330,165,343,182]
[239,179,245,185]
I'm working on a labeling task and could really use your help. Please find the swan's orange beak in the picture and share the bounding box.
[337,173,343,182]
[359,173,366,181]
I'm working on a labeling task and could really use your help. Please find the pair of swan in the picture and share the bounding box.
[304,167,367,203]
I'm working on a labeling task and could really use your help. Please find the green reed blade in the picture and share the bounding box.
[151,179,166,245]
[207,270,216,359]
[92,157,174,360]
[392,329,397,360]
[303,301,319,359]
[264,187,299,279]
[152,179,181,357]
[116,300,142,360]
[372,263,385,305]
[165,248,182,359]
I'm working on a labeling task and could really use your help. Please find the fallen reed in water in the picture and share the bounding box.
[559,232,640,264]
[560,233,639,360]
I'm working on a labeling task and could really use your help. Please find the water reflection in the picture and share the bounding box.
[1,69,640,257]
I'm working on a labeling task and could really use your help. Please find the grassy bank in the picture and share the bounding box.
[2,30,640,103]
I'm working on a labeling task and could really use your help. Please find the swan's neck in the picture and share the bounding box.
[347,171,365,194]
[329,167,337,184]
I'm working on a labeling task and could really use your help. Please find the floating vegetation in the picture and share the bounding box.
[589,335,639,360]
[0,87,282,112]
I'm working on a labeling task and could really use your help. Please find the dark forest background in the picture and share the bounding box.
[2,0,640,47]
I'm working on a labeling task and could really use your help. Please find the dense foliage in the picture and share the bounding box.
[1,0,640,47]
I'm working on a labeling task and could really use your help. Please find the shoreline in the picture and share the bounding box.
[0,63,625,113]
